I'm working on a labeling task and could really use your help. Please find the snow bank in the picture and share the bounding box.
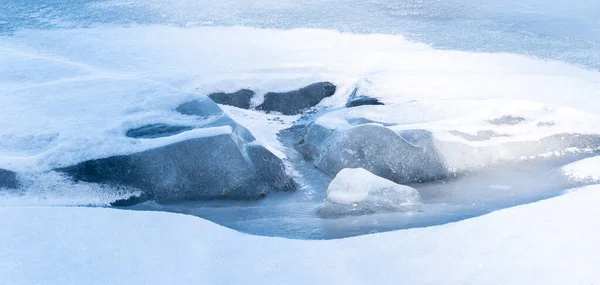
[561,156,600,183]
[2,185,599,285]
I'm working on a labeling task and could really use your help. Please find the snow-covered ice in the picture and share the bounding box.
[561,156,600,183]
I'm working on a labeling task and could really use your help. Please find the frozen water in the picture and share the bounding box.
[2,0,599,70]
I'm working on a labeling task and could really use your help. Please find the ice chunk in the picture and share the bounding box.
[257,82,336,115]
[209,89,254,109]
[318,168,422,218]
[59,133,296,203]
[299,123,449,184]
[0,169,18,189]
[58,96,297,204]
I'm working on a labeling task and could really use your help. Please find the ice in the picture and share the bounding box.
[299,123,449,183]
[561,156,600,183]
[256,82,336,115]
[0,169,18,189]
[5,0,597,69]
[318,168,422,218]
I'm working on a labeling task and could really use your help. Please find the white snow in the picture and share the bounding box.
[561,156,600,183]
[2,185,600,285]
[326,168,421,208]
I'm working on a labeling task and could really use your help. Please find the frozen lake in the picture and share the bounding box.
[2,0,599,70]
[1,1,599,239]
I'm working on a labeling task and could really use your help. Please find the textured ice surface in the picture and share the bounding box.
[318,168,422,218]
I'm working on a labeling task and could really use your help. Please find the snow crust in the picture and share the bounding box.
[2,185,600,285]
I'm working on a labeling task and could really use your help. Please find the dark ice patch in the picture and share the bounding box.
[126,124,194,139]
[209,89,254,109]
[257,82,336,115]
[0,169,18,189]
[488,115,525,125]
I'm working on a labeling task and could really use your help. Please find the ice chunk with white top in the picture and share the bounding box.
[318,168,422,218]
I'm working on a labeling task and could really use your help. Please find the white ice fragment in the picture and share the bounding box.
[326,168,422,210]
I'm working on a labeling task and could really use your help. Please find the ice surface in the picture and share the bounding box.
[318,168,422,217]
[3,0,598,70]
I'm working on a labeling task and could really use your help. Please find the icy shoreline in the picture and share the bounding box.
[3,185,600,284]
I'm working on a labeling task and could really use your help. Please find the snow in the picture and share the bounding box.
[561,156,600,183]
[2,185,600,285]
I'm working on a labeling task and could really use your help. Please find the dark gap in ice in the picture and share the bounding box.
[0,169,19,189]
[126,124,194,139]
[488,115,526,125]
